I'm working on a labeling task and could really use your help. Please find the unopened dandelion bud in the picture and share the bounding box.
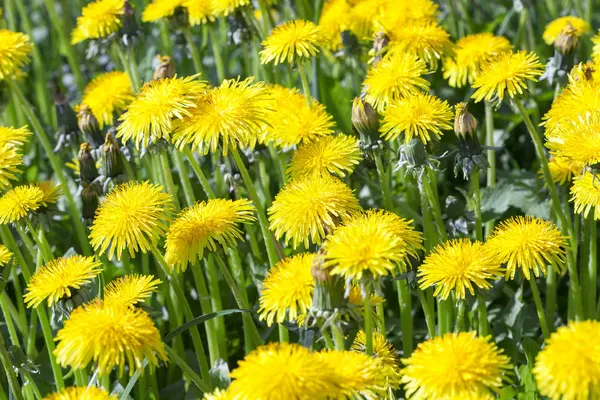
[371,31,389,64]
[77,105,103,147]
[78,143,99,183]
[454,103,478,139]
[153,55,175,80]
[352,97,380,143]
[102,133,124,179]
[555,23,578,55]
[404,139,428,168]
[81,183,99,220]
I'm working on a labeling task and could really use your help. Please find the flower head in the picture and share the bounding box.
[323,210,423,280]
[380,92,453,144]
[184,0,216,25]
[547,156,584,185]
[258,253,317,326]
[43,386,116,400]
[418,239,503,300]
[401,332,512,399]
[260,20,322,65]
[0,185,44,224]
[202,388,231,400]
[117,75,207,148]
[82,72,134,128]
[212,0,250,16]
[104,274,161,308]
[288,134,361,179]
[471,51,544,103]
[546,115,600,166]
[543,16,590,45]
[54,301,167,376]
[0,30,31,80]
[89,181,172,260]
[142,0,185,22]
[0,126,32,147]
[172,77,270,155]
[0,144,23,190]
[37,181,61,206]
[487,216,568,280]
[71,0,125,44]
[24,255,102,308]
[268,175,360,249]
[350,330,400,394]
[571,172,600,220]
[0,244,12,266]
[443,33,512,88]
[363,52,430,112]
[534,320,600,400]
[164,198,255,271]
[386,22,453,70]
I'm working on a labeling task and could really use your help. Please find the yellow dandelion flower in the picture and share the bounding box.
[82,72,134,128]
[172,77,270,155]
[268,174,360,249]
[534,320,600,400]
[0,244,12,266]
[264,85,335,147]
[386,22,453,70]
[443,33,512,88]
[351,330,400,395]
[0,126,32,147]
[401,332,512,399]
[258,253,317,326]
[471,51,544,103]
[184,0,216,26]
[546,115,600,166]
[54,301,167,376]
[260,20,322,65]
[202,388,231,400]
[0,185,44,224]
[486,216,568,280]
[347,284,385,307]
[164,198,255,271]
[228,343,341,399]
[571,172,600,220]
[375,0,438,30]
[0,30,32,80]
[418,239,503,300]
[71,0,125,44]
[543,16,590,45]
[380,92,453,144]
[0,144,23,190]
[546,156,584,185]
[288,134,361,179]
[212,0,250,16]
[317,0,351,51]
[43,386,116,400]
[37,181,61,206]
[142,0,185,22]
[89,181,172,260]
[323,210,423,280]
[593,32,600,58]
[104,274,161,307]
[24,255,102,308]
[363,52,430,112]
[117,75,207,148]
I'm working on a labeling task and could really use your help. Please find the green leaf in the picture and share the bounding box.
[164,309,250,342]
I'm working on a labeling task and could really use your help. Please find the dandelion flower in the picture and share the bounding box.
[375,0,439,30]
[37,181,61,207]
[212,0,250,16]
[386,22,453,70]
[363,52,430,112]
[104,274,161,307]
[571,172,600,220]
[288,134,361,179]
[546,156,584,185]
[323,210,423,280]
[418,239,503,300]
[487,216,567,280]
[260,20,322,65]
[443,33,512,88]
[0,244,12,266]
[401,332,512,399]
[54,301,167,376]
[0,144,23,190]
[202,388,231,400]
[172,77,270,155]
[543,16,590,45]
[0,30,32,80]
[268,174,360,249]
[82,72,134,128]
[380,92,453,144]
[24,255,102,308]
[142,0,185,22]
[0,185,44,224]
[351,330,398,371]
[546,115,600,166]
[44,386,116,400]
[184,0,216,25]
[347,284,385,308]
[117,75,207,148]
[71,0,125,44]
[0,126,32,147]
[164,198,256,271]
[472,51,544,103]
[258,253,317,326]
[264,85,334,147]
[534,320,600,400]
[89,181,172,260]
[317,0,351,51]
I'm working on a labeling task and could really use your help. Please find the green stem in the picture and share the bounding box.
[164,345,211,393]
[545,0,558,18]
[182,27,205,77]
[205,256,227,360]
[298,63,312,105]
[127,46,142,93]
[396,279,413,356]
[190,267,220,366]
[373,151,393,211]
[477,295,489,336]
[530,278,550,339]
[184,147,216,199]
[278,324,289,343]
[472,169,483,242]
[423,171,448,242]
[373,281,385,333]
[484,102,496,236]
[417,288,435,338]
[588,214,597,318]
[438,298,453,335]
[115,44,140,93]
[321,329,335,350]
[546,264,557,324]
[363,283,374,356]
[210,27,226,83]
[454,299,466,332]
[0,294,20,347]
[580,215,591,317]
[331,324,345,350]
[24,220,53,264]
[445,0,459,37]
[172,150,196,206]
[0,331,24,400]
[158,151,181,212]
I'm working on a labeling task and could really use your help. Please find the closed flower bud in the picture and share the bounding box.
[81,183,99,220]
[352,97,380,144]
[555,23,578,55]
[153,55,175,80]
[454,103,478,139]
[101,133,124,179]
[77,105,103,147]
[78,143,99,183]
[371,31,389,64]
[453,104,488,179]
[404,138,428,168]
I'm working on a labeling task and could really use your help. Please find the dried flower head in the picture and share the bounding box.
[542,16,590,45]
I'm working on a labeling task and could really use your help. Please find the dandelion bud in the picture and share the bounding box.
[153,55,175,80]
[77,105,103,147]
[54,87,79,145]
[555,23,578,55]
[310,256,346,324]
[352,97,380,143]
[454,103,478,139]
[453,104,488,179]
[81,183,99,220]
[371,31,390,64]
[101,133,124,179]
[404,138,428,168]
[78,143,99,183]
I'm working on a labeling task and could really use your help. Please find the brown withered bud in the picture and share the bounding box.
[555,22,579,55]
[78,143,99,183]
[352,97,380,144]
[153,55,175,80]
[454,103,478,139]
[77,105,103,147]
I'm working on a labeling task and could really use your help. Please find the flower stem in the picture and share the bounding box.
[396,279,413,356]
[164,344,211,393]
[546,264,557,324]
[454,299,466,332]
[363,282,374,356]
[471,168,483,242]
[484,101,496,236]
[477,295,489,336]
[298,63,312,105]
[184,147,216,199]
[0,331,24,400]
[438,298,453,336]
[331,324,345,350]
[190,267,220,366]
[278,324,289,343]
[588,214,597,317]
[423,170,448,242]
[529,278,550,339]
[416,288,435,338]
[115,43,140,93]
[210,26,226,83]
[205,256,227,359]
[182,27,205,77]
[172,150,196,207]
[158,151,181,212]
